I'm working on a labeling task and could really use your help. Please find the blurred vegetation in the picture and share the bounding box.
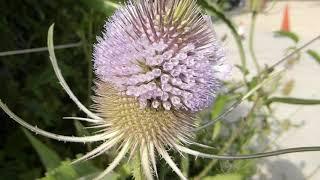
[0,0,113,179]
[0,0,319,180]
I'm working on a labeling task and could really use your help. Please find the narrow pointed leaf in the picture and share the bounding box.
[181,155,189,177]
[40,160,110,180]
[274,31,299,43]
[41,161,78,180]
[22,129,61,171]
[307,50,320,64]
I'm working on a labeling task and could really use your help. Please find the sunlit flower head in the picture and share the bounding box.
[94,0,230,112]
[88,0,230,179]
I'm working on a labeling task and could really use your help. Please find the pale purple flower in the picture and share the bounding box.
[93,0,230,112]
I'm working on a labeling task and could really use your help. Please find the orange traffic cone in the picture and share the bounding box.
[281,4,290,32]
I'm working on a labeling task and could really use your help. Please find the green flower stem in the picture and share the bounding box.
[267,97,320,105]
[0,42,82,57]
[249,12,261,74]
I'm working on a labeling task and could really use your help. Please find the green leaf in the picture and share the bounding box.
[22,129,61,171]
[40,159,117,180]
[211,95,228,119]
[80,0,119,15]
[77,171,120,180]
[212,121,222,140]
[211,95,227,140]
[307,50,320,64]
[274,31,300,43]
[203,174,243,180]
[74,159,120,180]
[247,77,259,93]
[72,156,100,177]
[41,161,78,180]
[267,97,320,105]
[131,154,143,180]
[181,155,189,177]
[117,164,132,179]
[233,160,257,177]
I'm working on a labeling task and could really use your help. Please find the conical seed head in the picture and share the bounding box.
[93,82,195,145]
[94,0,230,112]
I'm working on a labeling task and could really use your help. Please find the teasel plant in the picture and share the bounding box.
[1,0,320,179]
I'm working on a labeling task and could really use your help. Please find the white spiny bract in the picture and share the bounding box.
[0,0,231,180]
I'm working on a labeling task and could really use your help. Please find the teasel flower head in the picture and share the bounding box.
[90,0,231,179]
[94,0,230,112]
